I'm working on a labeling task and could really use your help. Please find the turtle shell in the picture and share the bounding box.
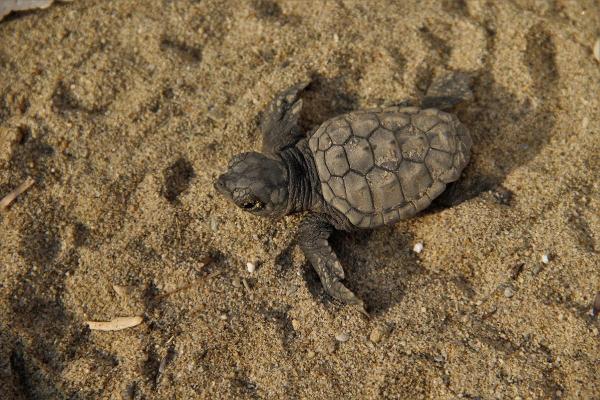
[308,106,472,228]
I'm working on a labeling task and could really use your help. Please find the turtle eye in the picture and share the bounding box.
[240,199,264,211]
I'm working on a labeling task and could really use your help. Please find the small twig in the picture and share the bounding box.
[0,177,34,210]
[242,278,251,292]
[153,255,213,302]
[86,316,143,331]
[592,292,600,318]
[156,344,177,385]
[154,282,198,302]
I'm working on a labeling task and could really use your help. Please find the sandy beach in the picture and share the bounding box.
[0,0,599,398]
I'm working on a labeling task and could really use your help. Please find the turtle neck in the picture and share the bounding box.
[280,140,320,215]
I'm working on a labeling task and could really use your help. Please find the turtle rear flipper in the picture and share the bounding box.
[422,72,473,110]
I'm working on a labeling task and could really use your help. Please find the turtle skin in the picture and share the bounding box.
[308,106,472,229]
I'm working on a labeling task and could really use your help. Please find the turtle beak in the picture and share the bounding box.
[214,175,229,196]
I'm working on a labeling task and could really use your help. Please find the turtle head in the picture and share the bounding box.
[214,152,289,218]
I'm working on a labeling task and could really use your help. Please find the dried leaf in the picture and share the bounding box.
[86,316,143,331]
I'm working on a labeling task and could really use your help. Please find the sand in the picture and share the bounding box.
[0,0,599,398]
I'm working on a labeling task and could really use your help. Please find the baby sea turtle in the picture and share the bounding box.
[215,73,472,309]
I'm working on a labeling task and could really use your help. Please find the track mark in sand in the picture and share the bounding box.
[160,36,203,63]
[251,0,282,20]
[525,24,559,92]
[162,157,195,203]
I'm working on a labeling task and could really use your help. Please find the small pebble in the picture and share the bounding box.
[594,37,600,62]
[291,319,300,331]
[335,332,350,342]
[209,216,219,232]
[307,350,315,358]
[541,254,550,264]
[504,286,515,298]
[413,242,424,254]
[246,262,256,273]
[582,117,589,129]
[219,313,228,320]
[369,327,384,343]
[232,277,241,288]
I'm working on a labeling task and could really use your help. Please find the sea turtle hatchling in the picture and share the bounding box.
[214,73,473,309]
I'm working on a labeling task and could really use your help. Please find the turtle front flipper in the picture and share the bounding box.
[297,214,365,309]
[260,80,310,156]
